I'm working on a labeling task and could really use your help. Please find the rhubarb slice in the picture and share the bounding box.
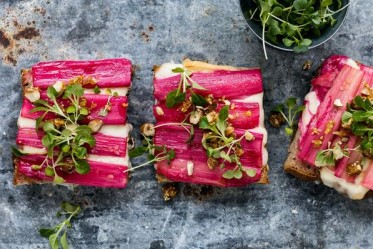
[13,59,132,188]
[151,60,268,187]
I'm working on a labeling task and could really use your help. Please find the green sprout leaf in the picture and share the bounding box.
[191,93,208,107]
[74,160,90,174]
[39,202,81,249]
[93,86,101,94]
[171,67,185,73]
[222,170,235,179]
[165,90,186,108]
[129,146,148,158]
[271,97,304,136]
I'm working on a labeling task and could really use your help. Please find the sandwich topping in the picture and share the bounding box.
[295,55,373,199]
[13,59,132,188]
[129,60,268,187]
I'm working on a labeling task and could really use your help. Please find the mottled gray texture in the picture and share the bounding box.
[0,1,372,249]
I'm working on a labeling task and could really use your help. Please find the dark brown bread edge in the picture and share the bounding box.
[284,130,320,181]
[13,157,49,185]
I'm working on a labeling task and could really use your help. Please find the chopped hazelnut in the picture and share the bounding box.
[180,101,192,113]
[162,183,178,201]
[24,87,40,102]
[190,110,202,124]
[244,131,255,141]
[269,112,285,128]
[302,60,312,71]
[311,127,320,135]
[52,80,65,94]
[207,157,218,169]
[53,118,66,129]
[206,94,214,104]
[341,118,353,129]
[346,162,362,176]
[206,111,218,123]
[140,123,155,137]
[324,120,335,134]
[223,99,231,106]
[312,139,322,147]
[155,106,164,116]
[88,119,103,133]
[225,125,235,136]
[236,148,244,156]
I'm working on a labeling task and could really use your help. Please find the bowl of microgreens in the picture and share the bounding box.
[239,0,350,59]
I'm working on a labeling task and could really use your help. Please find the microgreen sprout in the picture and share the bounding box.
[98,90,119,117]
[342,93,373,157]
[28,80,97,183]
[165,67,207,108]
[249,0,349,59]
[199,105,257,179]
[315,143,359,167]
[125,130,175,173]
[271,97,305,136]
[39,202,81,249]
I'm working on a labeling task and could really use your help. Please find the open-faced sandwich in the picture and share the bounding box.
[146,59,268,187]
[13,59,132,188]
[285,55,373,199]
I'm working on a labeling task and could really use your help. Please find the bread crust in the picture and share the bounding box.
[284,130,320,181]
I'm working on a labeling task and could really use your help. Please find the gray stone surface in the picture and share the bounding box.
[0,0,372,248]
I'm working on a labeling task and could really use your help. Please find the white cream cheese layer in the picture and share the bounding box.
[20,146,47,155]
[99,124,133,138]
[87,154,129,167]
[154,62,184,79]
[18,116,37,129]
[300,90,320,135]
[84,87,129,96]
[18,145,129,167]
[320,167,369,200]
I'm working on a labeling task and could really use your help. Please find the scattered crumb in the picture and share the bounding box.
[141,31,150,42]
[303,60,312,70]
[162,183,178,201]
[269,112,285,128]
[183,185,214,200]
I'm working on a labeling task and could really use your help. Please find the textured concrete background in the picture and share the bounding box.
[0,1,372,249]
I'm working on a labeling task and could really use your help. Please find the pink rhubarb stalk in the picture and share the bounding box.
[154,69,263,101]
[153,124,263,186]
[21,93,128,125]
[32,59,132,89]
[334,70,373,180]
[18,155,128,188]
[16,128,128,157]
[154,101,260,129]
